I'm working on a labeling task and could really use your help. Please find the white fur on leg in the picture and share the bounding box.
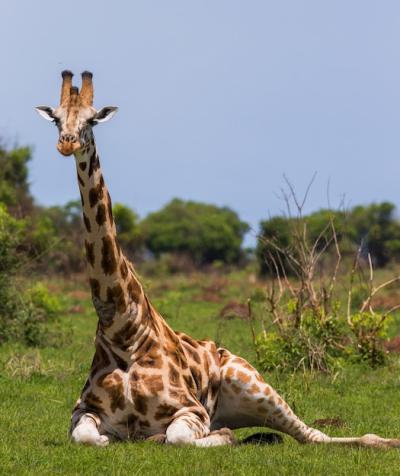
[165,419,199,445]
[71,415,109,447]
[193,429,236,447]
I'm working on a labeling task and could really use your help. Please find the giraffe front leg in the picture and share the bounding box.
[70,413,109,447]
[165,413,236,447]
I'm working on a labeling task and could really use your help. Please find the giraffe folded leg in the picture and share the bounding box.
[70,413,109,447]
[214,349,400,448]
[165,413,236,447]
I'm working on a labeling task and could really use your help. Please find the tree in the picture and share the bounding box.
[113,203,143,258]
[0,144,33,216]
[348,202,400,267]
[141,199,249,265]
[257,202,400,274]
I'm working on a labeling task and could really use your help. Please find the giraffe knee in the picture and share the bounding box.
[70,414,108,447]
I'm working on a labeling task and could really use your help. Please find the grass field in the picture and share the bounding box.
[1,272,400,475]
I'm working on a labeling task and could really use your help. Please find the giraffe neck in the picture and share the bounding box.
[74,129,151,349]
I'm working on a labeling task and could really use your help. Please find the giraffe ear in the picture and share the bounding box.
[92,107,118,124]
[35,106,56,121]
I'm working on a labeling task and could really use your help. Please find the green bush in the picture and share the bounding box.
[0,144,34,215]
[257,202,400,274]
[27,283,63,318]
[0,204,65,346]
[254,196,395,372]
[141,198,249,265]
[113,203,143,259]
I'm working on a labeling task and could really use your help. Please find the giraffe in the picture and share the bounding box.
[36,70,400,449]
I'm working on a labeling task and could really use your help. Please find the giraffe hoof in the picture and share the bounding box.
[359,434,400,448]
[216,428,237,445]
[96,435,110,447]
[146,433,167,444]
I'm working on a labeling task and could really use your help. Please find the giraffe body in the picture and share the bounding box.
[37,71,400,449]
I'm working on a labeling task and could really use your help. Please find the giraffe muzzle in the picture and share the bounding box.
[57,134,81,156]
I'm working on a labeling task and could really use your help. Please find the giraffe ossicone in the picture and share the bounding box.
[36,71,400,449]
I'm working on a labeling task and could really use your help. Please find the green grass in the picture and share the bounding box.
[1,272,400,475]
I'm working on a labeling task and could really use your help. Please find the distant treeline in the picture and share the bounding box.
[1,142,400,274]
[0,143,248,273]
[257,203,400,275]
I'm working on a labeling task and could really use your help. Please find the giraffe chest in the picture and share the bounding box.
[80,337,222,440]
[85,365,197,440]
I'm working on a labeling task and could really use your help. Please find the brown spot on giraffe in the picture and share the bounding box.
[88,152,100,177]
[231,383,242,394]
[236,370,251,384]
[108,348,129,371]
[140,374,164,395]
[89,183,104,208]
[183,374,196,391]
[106,284,127,314]
[77,172,84,187]
[98,373,126,413]
[127,278,142,301]
[120,260,128,279]
[154,404,179,421]
[190,366,202,391]
[91,342,111,373]
[101,235,117,275]
[248,383,260,395]
[95,203,107,226]
[225,366,235,385]
[168,363,181,387]
[112,320,139,349]
[83,213,91,233]
[137,340,162,369]
[89,278,100,298]
[85,240,95,267]
[106,191,113,222]
[132,393,148,414]
[84,391,104,413]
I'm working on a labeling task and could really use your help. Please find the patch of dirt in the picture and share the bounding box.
[192,277,229,303]
[312,417,345,428]
[45,283,63,293]
[384,336,400,353]
[202,277,228,295]
[68,305,84,314]
[194,291,223,303]
[219,301,249,320]
[67,290,90,300]
[372,292,400,310]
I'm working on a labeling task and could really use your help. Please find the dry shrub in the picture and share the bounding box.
[254,177,400,372]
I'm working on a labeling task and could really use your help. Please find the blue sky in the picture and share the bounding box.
[2,1,400,245]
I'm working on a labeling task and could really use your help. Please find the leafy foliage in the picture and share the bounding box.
[141,198,249,265]
[0,204,65,346]
[257,203,400,274]
[113,203,143,259]
[0,144,34,215]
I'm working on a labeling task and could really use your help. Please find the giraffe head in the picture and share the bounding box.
[36,71,118,156]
